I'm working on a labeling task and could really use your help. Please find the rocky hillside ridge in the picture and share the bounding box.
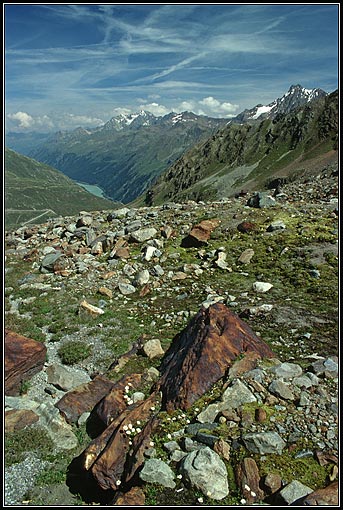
[5,148,119,231]
[4,169,338,505]
[230,84,327,123]
[143,90,338,206]
[22,111,227,204]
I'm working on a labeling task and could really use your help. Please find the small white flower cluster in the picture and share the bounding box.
[166,412,191,424]
[244,484,257,498]
[122,419,143,445]
[123,382,133,406]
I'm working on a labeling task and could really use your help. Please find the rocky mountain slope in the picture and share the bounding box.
[21,111,227,204]
[4,148,119,230]
[230,84,327,123]
[4,167,338,505]
[143,90,338,206]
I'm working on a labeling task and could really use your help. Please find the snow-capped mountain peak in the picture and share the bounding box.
[231,84,327,124]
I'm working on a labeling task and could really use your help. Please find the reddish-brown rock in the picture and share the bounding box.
[235,457,264,504]
[237,221,258,234]
[55,375,116,423]
[87,393,160,491]
[5,409,39,433]
[181,219,220,247]
[302,481,338,506]
[95,373,143,427]
[157,303,275,412]
[263,472,282,494]
[5,329,47,396]
[113,487,145,506]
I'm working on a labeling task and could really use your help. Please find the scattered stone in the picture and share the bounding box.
[139,459,176,489]
[55,375,116,424]
[268,379,295,400]
[180,447,229,500]
[36,401,79,450]
[181,219,220,247]
[243,431,286,455]
[213,438,231,462]
[46,364,91,392]
[5,409,39,433]
[142,339,165,359]
[79,300,105,316]
[252,281,273,293]
[130,228,157,243]
[270,362,303,379]
[98,286,113,298]
[277,480,313,505]
[118,282,136,295]
[235,457,264,504]
[114,486,146,506]
[237,221,257,234]
[263,472,282,494]
[247,192,277,208]
[266,220,286,232]
[302,481,338,506]
[238,248,255,264]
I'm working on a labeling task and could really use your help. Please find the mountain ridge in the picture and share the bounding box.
[5,84,334,206]
[143,89,338,205]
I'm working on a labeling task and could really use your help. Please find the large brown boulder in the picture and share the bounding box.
[157,303,275,412]
[5,329,47,396]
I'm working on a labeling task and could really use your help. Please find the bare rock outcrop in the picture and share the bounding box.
[156,303,275,412]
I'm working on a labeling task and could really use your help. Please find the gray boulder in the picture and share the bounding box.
[180,446,229,500]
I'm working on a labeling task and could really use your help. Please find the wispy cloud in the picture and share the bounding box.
[4,4,338,132]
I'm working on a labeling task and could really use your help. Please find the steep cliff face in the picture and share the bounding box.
[147,91,338,204]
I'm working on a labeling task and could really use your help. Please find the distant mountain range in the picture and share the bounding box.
[4,148,118,230]
[143,89,338,205]
[5,84,334,206]
[16,111,227,204]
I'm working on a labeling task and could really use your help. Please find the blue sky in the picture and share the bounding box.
[4,3,339,132]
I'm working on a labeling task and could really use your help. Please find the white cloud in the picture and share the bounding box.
[139,102,170,116]
[198,96,239,116]
[7,111,35,128]
[111,107,133,116]
[6,111,104,132]
[58,114,105,128]
[175,100,196,112]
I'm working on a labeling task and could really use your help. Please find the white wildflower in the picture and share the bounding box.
[197,497,203,503]
[240,499,247,504]
[123,425,128,431]
[150,406,155,411]
[149,441,154,447]
[167,433,172,440]
[116,480,121,486]
[136,428,142,433]
[244,484,251,491]
[251,491,256,497]
[177,474,182,479]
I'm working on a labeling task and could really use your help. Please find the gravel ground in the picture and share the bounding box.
[4,453,49,506]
